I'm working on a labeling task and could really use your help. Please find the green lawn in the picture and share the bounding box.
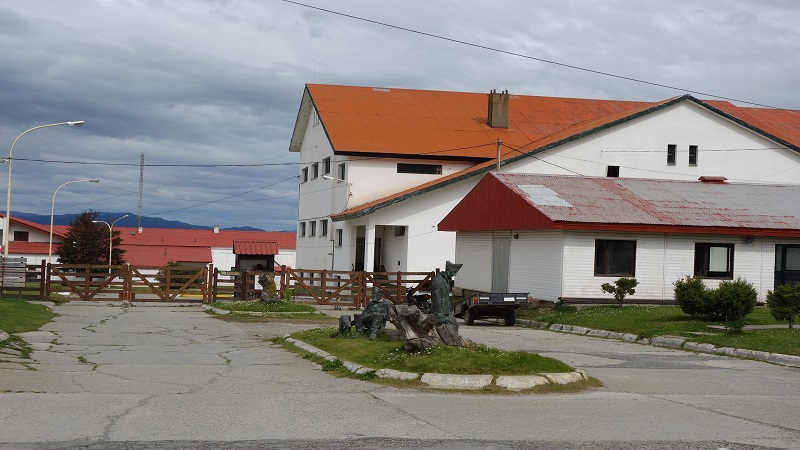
[0,297,57,334]
[517,304,800,355]
[287,327,574,375]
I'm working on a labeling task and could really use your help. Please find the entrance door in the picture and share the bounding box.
[775,244,800,288]
[373,238,382,272]
[492,237,510,292]
[354,226,366,271]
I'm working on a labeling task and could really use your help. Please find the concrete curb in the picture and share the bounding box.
[283,336,589,390]
[516,319,800,368]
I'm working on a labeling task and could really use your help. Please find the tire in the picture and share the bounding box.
[465,308,475,325]
[504,310,516,326]
[338,315,352,335]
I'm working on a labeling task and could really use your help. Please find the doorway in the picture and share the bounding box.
[492,237,510,292]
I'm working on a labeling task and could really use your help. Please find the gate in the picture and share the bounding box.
[47,264,210,302]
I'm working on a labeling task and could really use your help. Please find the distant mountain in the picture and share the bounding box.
[12,212,265,231]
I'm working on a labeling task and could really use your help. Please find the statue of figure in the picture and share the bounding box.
[431,261,463,326]
[356,287,389,339]
[259,273,279,302]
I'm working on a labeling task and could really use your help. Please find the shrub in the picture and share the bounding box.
[710,278,757,331]
[766,284,800,329]
[600,277,639,307]
[673,276,710,316]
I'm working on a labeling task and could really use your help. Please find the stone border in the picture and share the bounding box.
[284,337,589,390]
[517,319,800,368]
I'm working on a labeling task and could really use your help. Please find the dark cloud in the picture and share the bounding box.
[0,1,797,230]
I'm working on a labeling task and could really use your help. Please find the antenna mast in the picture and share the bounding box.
[138,152,144,230]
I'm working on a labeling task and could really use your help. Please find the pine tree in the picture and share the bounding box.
[56,210,126,265]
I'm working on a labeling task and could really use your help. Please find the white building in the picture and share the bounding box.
[440,172,800,303]
[290,84,800,276]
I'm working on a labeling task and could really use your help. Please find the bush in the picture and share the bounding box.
[674,275,710,316]
[709,278,758,331]
[766,284,800,329]
[600,277,639,307]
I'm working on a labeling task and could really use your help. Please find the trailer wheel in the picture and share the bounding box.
[465,308,475,325]
[338,315,352,335]
[504,310,516,326]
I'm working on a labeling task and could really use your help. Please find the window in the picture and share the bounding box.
[394,226,406,237]
[688,145,698,166]
[299,222,306,237]
[312,163,319,179]
[320,219,328,237]
[338,163,346,180]
[335,229,343,247]
[695,243,734,279]
[13,231,29,242]
[323,157,331,175]
[397,163,442,175]
[309,221,316,237]
[594,239,636,276]
[667,144,676,165]
[606,165,620,177]
[312,109,319,127]
[301,167,308,183]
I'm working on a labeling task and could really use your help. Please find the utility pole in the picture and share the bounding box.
[138,152,144,231]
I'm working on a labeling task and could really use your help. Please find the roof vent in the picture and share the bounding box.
[698,176,727,183]
[488,89,509,128]
[213,225,220,233]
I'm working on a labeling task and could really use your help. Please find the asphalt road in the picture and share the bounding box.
[0,302,798,449]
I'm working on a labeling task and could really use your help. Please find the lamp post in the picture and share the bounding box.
[92,214,129,273]
[49,179,100,265]
[4,121,85,259]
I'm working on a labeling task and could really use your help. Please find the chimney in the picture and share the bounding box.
[488,89,509,128]
[213,225,220,233]
[698,176,727,184]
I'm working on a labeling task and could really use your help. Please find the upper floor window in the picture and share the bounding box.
[667,144,677,165]
[320,219,328,237]
[695,243,734,279]
[299,222,306,237]
[309,221,317,237]
[301,167,308,183]
[397,163,442,175]
[338,163,346,181]
[312,162,319,179]
[13,231,29,242]
[594,239,636,277]
[323,157,331,175]
[335,229,343,247]
[688,145,698,166]
[606,166,620,177]
[312,109,319,127]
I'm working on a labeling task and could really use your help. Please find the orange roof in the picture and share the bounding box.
[299,84,656,159]
[233,240,279,255]
[329,94,800,221]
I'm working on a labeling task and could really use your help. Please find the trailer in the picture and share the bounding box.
[454,292,531,326]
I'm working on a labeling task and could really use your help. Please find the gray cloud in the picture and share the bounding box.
[0,0,797,230]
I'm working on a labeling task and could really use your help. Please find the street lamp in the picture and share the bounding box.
[4,121,86,259]
[49,179,100,264]
[92,214,129,273]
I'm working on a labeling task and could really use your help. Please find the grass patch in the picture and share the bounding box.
[286,327,574,376]
[517,304,800,355]
[0,297,57,334]
[211,300,316,313]
[213,313,335,323]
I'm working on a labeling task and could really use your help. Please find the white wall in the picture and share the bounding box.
[508,230,564,301]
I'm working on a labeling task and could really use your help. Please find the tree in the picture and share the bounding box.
[767,284,800,329]
[601,277,639,307]
[56,210,126,265]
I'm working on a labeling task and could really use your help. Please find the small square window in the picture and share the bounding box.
[606,166,620,177]
[688,145,698,166]
[695,243,734,279]
[594,239,636,276]
[667,144,676,165]
[301,167,308,183]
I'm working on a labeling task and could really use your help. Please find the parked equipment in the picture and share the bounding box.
[454,292,531,326]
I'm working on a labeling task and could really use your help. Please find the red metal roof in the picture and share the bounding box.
[439,172,800,237]
[233,240,279,255]
[121,245,211,266]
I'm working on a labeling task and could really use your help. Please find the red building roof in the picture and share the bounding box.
[439,172,800,237]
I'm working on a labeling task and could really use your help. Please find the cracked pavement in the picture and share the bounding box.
[0,302,798,449]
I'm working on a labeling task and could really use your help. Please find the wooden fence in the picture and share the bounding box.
[0,261,436,307]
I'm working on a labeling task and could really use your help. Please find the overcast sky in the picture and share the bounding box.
[1,1,797,230]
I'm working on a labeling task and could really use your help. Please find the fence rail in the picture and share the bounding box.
[0,262,437,306]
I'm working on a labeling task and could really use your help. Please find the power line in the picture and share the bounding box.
[282,0,784,110]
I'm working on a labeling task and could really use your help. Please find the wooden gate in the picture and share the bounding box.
[47,264,210,302]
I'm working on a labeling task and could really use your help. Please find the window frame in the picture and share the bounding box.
[594,239,637,277]
[323,157,331,175]
[301,167,308,183]
[311,163,319,179]
[299,222,306,237]
[13,231,29,242]
[320,219,328,237]
[309,221,316,237]
[335,229,343,247]
[338,163,346,181]
[694,243,734,279]
[397,163,443,175]
[688,145,698,166]
[667,144,677,165]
